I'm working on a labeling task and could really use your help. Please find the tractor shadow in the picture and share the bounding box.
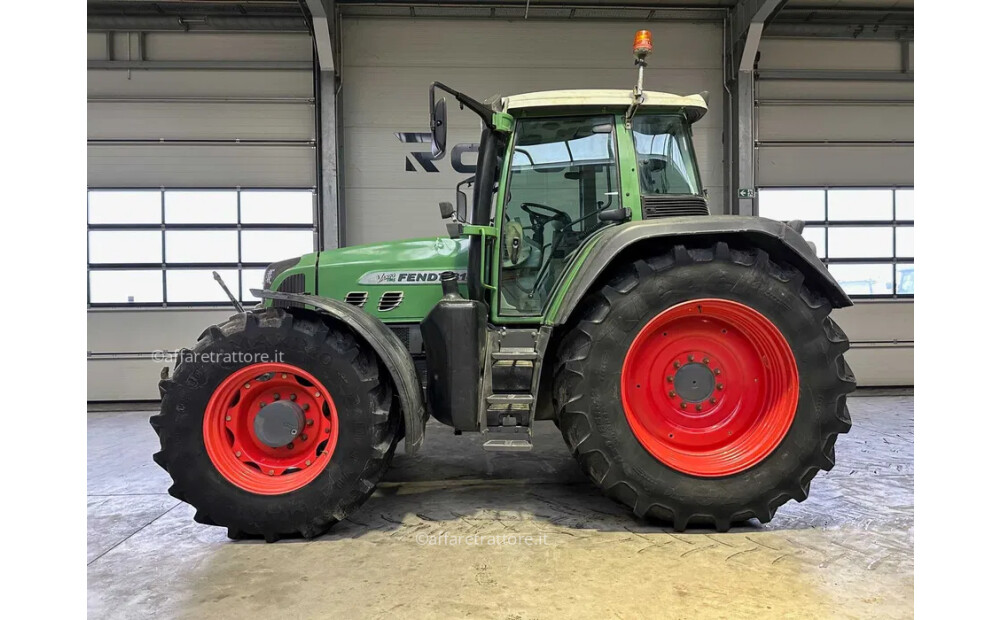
[245,420,827,544]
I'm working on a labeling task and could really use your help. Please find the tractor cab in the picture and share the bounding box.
[481,89,708,318]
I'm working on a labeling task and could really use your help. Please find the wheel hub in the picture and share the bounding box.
[254,400,305,448]
[672,362,715,403]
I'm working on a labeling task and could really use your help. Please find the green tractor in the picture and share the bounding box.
[151,32,855,541]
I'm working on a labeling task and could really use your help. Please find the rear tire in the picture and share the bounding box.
[553,242,855,531]
[150,308,401,541]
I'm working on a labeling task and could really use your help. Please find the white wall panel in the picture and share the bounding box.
[88,309,233,400]
[758,39,905,71]
[843,347,914,387]
[832,302,914,344]
[758,145,913,186]
[88,144,316,187]
[758,105,913,142]
[88,102,315,141]
[88,69,314,98]
[142,32,312,61]
[758,79,913,101]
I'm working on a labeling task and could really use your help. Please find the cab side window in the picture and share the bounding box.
[499,116,619,316]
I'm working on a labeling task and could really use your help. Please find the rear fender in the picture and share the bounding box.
[253,288,427,454]
[546,216,852,326]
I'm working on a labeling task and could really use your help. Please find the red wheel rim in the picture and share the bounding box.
[620,299,799,477]
[203,362,339,495]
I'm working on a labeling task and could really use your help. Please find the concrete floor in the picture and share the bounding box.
[88,392,913,619]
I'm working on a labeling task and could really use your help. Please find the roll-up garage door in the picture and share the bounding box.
[87,31,318,400]
[756,38,914,386]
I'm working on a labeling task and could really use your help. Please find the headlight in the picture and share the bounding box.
[263,257,300,290]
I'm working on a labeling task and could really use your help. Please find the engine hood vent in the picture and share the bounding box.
[378,291,404,312]
[641,195,709,219]
[345,291,368,308]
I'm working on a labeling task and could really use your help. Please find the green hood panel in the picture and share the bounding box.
[315,236,470,322]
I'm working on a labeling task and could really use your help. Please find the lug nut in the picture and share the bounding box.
[306,419,314,426]
[302,403,310,411]
[666,376,673,383]
[702,357,710,364]
[710,397,717,405]
[687,355,694,362]
[714,368,721,375]
[680,402,688,409]
[274,393,280,400]
[717,384,724,390]
[299,434,308,441]
[674,361,681,369]
[696,404,702,412]
[287,443,294,450]
[289,393,297,401]
[669,390,676,398]
[259,402,266,408]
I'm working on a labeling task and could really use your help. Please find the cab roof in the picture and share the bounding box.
[499,89,708,123]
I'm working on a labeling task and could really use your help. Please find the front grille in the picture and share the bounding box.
[273,273,306,308]
[345,291,368,308]
[641,195,709,219]
[378,291,404,312]
[389,325,410,350]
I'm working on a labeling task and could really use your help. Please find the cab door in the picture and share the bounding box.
[492,115,622,320]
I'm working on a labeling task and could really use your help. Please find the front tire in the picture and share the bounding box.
[553,243,855,531]
[150,308,401,541]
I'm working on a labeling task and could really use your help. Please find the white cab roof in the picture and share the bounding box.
[500,89,708,122]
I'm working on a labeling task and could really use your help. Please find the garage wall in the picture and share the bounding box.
[87,31,316,400]
[757,37,914,386]
[340,18,724,245]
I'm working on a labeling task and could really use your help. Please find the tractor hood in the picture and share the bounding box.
[314,236,470,322]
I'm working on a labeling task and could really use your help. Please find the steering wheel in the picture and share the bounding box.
[521,202,571,231]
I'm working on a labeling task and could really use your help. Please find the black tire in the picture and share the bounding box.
[553,242,855,531]
[150,307,401,542]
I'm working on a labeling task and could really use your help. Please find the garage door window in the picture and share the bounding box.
[88,189,317,307]
[758,187,913,298]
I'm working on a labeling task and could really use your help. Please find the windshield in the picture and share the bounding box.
[631,114,702,195]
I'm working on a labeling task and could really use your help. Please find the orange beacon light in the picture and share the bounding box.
[633,30,653,59]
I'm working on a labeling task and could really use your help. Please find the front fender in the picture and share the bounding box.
[253,288,427,455]
[545,216,852,326]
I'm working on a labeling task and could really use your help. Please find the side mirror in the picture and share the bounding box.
[439,201,456,219]
[430,98,447,160]
[455,191,468,222]
[598,207,631,223]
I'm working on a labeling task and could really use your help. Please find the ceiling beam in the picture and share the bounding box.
[304,0,336,71]
[732,0,788,72]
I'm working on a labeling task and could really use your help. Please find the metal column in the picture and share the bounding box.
[306,0,345,249]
